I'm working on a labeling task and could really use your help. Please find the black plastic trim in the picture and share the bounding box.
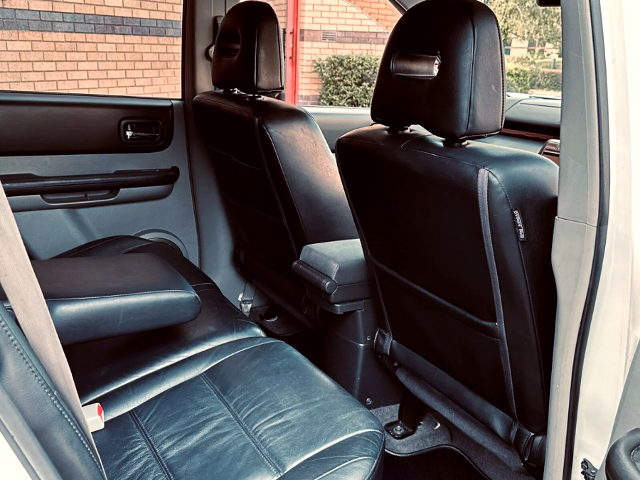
[562,0,611,478]
[0,92,174,156]
[0,167,179,197]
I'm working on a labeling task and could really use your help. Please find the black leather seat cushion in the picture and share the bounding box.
[2,254,203,346]
[57,236,265,405]
[3,236,384,480]
[93,336,384,479]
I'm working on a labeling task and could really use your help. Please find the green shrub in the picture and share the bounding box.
[313,54,379,107]
[531,69,562,92]
[506,66,532,93]
[505,56,562,94]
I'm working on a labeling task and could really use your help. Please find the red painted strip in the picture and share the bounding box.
[285,0,300,104]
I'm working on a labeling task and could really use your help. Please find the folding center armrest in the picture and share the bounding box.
[292,238,372,313]
[1,253,201,346]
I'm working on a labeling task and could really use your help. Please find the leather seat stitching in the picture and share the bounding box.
[312,457,377,480]
[129,410,174,480]
[194,95,258,115]
[42,290,200,303]
[118,243,161,255]
[486,170,549,404]
[342,135,500,171]
[259,121,310,242]
[282,429,383,475]
[464,3,476,136]
[200,373,282,477]
[205,142,265,171]
[478,168,518,421]
[83,339,279,407]
[194,94,301,255]
[223,190,285,223]
[0,317,106,477]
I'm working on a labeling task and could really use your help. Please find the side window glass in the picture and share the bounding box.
[251,0,562,105]
[0,0,183,98]
[256,0,400,106]
[486,0,562,98]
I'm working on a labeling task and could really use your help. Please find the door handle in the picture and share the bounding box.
[119,118,164,145]
[125,130,160,141]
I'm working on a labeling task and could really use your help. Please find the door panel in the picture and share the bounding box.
[0,96,199,263]
[0,93,174,155]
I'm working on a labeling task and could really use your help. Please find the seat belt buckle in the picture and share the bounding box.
[238,283,256,316]
[82,403,105,433]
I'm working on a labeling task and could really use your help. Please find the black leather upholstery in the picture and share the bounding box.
[336,0,558,469]
[293,239,373,304]
[4,235,385,478]
[211,1,284,95]
[2,254,201,346]
[371,0,504,141]
[300,239,368,286]
[0,284,384,480]
[56,236,265,404]
[93,337,384,480]
[194,1,357,315]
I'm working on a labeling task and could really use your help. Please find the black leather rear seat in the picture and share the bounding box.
[45,235,384,479]
[56,235,265,405]
[93,336,384,480]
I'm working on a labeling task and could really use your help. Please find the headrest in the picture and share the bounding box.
[211,1,284,95]
[371,0,505,141]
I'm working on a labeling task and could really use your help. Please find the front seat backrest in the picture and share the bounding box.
[336,0,558,469]
[193,1,357,310]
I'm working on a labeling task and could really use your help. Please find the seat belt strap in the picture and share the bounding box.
[373,328,392,356]
[0,182,96,447]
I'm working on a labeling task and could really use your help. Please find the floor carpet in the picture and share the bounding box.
[384,446,489,480]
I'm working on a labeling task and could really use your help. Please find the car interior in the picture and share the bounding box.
[0,0,570,478]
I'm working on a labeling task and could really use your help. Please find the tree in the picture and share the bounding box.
[485,0,562,53]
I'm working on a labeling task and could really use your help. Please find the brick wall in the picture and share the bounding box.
[297,0,396,105]
[266,0,287,29]
[0,0,397,101]
[0,0,182,97]
[346,0,399,31]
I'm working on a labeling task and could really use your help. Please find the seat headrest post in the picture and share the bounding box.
[371,0,505,142]
[211,1,284,95]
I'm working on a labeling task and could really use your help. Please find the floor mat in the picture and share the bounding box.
[373,403,534,480]
[384,447,489,480]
